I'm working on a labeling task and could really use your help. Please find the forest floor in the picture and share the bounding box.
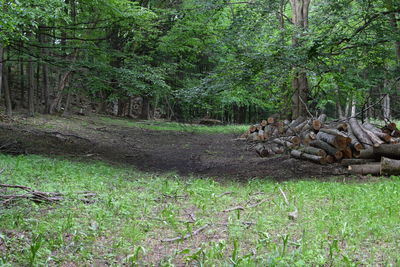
[1,114,400,266]
[0,113,345,181]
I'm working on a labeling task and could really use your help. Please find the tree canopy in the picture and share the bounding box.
[0,0,399,121]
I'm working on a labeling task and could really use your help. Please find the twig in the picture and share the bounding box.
[299,96,314,119]
[223,206,245,212]
[0,183,33,191]
[188,213,196,222]
[217,191,233,198]
[0,183,96,205]
[247,199,268,208]
[161,224,209,242]
[0,168,6,175]
[278,187,289,206]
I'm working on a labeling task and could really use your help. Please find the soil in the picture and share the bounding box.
[0,115,346,181]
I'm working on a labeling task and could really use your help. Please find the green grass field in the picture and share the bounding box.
[1,154,399,266]
[98,117,248,134]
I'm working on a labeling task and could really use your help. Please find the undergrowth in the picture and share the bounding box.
[0,154,399,266]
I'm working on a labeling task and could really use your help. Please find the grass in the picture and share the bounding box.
[1,154,400,266]
[98,116,248,134]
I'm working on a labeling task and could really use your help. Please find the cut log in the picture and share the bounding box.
[290,150,326,164]
[312,119,322,131]
[300,146,327,157]
[348,118,373,148]
[302,131,316,145]
[355,147,375,159]
[316,131,347,150]
[381,157,400,176]
[272,138,295,148]
[362,122,392,143]
[267,117,275,124]
[363,128,384,145]
[271,144,285,154]
[325,155,335,164]
[348,163,381,175]
[319,128,351,144]
[341,158,378,166]
[317,114,327,123]
[336,123,348,132]
[310,140,343,160]
[255,144,271,157]
[293,120,309,133]
[247,132,258,141]
[347,126,363,151]
[260,120,268,127]
[382,123,400,137]
[287,136,301,146]
[249,125,257,133]
[289,116,305,129]
[342,147,353,159]
[373,144,400,159]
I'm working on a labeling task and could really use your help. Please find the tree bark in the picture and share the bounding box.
[49,71,73,114]
[3,62,12,116]
[348,163,380,175]
[310,139,343,160]
[348,118,373,148]
[39,30,50,113]
[373,143,400,159]
[289,0,311,119]
[291,150,326,164]
[140,96,150,120]
[381,157,400,176]
[0,45,3,99]
[27,46,35,117]
[19,56,25,108]
[382,80,391,121]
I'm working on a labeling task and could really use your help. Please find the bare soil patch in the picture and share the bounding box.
[0,115,345,181]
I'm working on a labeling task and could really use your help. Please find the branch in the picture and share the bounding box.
[160,224,209,242]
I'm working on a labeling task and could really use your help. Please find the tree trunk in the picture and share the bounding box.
[62,90,72,116]
[49,71,72,114]
[3,63,12,116]
[289,0,311,119]
[0,45,3,99]
[27,49,35,117]
[39,31,50,113]
[20,56,25,108]
[140,97,150,120]
[382,79,391,121]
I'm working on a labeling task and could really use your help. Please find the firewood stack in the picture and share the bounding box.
[241,115,400,175]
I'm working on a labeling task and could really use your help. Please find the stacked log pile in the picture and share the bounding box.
[241,115,400,175]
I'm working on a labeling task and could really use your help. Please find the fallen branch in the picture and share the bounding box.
[161,224,209,242]
[0,183,96,205]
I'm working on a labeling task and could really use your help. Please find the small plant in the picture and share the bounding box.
[28,233,44,266]
[126,246,146,267]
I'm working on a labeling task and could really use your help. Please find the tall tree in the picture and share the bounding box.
[289,0,311,119]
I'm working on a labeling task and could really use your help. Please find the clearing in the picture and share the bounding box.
[1,115,399,266]
[0,114,343,181]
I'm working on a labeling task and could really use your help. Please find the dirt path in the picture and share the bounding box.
[0,116,345,181]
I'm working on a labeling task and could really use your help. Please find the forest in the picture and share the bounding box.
[0,0,398,122]
[1,0,400,266]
